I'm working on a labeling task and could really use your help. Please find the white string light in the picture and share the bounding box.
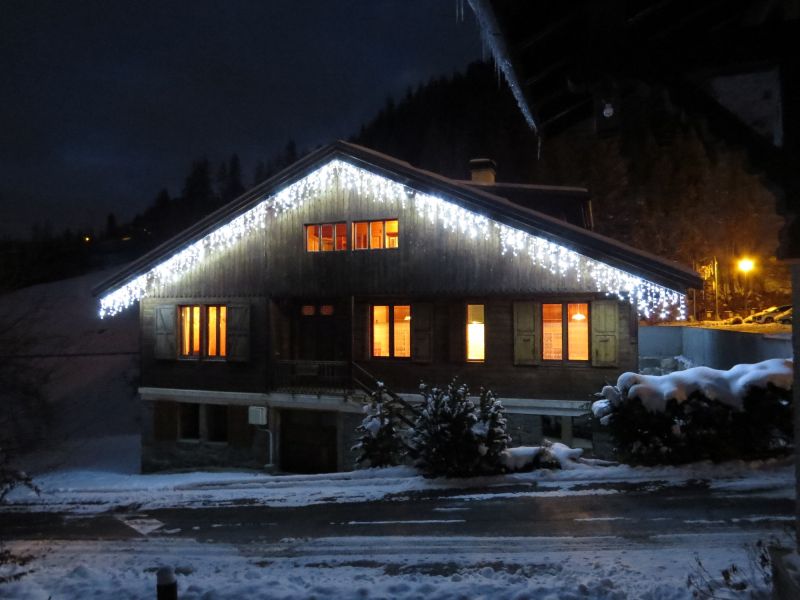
[99,159,687,319]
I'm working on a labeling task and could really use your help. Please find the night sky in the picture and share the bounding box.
[0,1,482,238]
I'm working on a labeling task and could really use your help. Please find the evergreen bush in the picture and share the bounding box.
[351,383,407,468]
[602,383,792,465]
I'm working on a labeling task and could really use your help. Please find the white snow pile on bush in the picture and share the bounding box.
[500,442,583,472]
[592,358,793,418]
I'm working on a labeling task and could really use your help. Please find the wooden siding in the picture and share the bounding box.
[140,297,269,393]
[146,171,626,300]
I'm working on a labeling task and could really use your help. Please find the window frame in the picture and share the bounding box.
[352,219,400,251]
[305,222,348,252]
[177,303,230,361]
[541,301,591,364]
[177,402,229,445]
[370,304,412,359]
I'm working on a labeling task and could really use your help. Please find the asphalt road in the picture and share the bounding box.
[1,481,794,547]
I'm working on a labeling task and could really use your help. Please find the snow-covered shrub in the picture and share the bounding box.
[592,359,793,465]
[411,381,510,477]
[500,441,583,472]
[351,383,407,468]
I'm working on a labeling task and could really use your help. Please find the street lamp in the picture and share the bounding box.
[738,257,755,314]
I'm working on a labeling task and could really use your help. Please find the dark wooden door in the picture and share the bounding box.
[279,409,338,474]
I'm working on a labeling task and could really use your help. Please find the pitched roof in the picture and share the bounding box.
[94,141,700,314]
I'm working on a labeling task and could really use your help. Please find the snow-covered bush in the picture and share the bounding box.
[351,383,407,468]
[411,381,510,477]
[592,359,793,465]
[500,441,583,472]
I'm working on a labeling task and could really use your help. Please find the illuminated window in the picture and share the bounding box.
[180,304,230,359]
[335,223,347,250]
[466,304,485,362]
[372,305,411,358]
[301,305,316,316]
[305,225,320,252]
[385,219,399,248]
[542,303,589,361]
[306,223,346,252]
[353,219,399,250]
[353,222,369,249]
[320,304,335,316]
[206,306,227,358]
[180,305,201,357]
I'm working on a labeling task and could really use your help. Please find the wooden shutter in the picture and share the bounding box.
[448,303,466,363]
[154,304,177,360]
[411,303,433,363]
[226,303,251,362]
[591,300,619,367]
[153,401,178,441]
[513,301,539,365]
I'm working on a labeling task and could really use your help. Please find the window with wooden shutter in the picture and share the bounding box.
[226,303,251,362]
[154,304,177,360]
[411,303,432,363]
[513,301,539,365]
[591,300,619,367]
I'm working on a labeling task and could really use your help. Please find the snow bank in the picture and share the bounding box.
[593,358,793,415]
[500,442,583,471]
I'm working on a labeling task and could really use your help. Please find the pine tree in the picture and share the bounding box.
[351,383,405,468]
[473,388,511,472]
[411,380,482,477]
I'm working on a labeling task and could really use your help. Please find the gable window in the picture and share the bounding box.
[466,304,485,362]
[354,219,399,250]
[372,305,411,358]
[306,223,347,252]
[542,303,589,361]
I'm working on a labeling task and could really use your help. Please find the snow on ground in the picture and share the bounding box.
[0,532,778,599]
[3,433,793,513]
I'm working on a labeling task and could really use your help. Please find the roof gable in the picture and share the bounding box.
[95,141,699,319]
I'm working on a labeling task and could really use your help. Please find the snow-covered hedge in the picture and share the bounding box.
[592,359,793,465]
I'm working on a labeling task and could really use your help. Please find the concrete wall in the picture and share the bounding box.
[640,326,793,369]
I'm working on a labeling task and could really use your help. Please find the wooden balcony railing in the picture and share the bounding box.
[273,360,352,394]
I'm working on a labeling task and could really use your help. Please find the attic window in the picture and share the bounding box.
[306,223,347,252]
[354,219,399,250]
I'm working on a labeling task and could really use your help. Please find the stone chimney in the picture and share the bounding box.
[469,158,496,184]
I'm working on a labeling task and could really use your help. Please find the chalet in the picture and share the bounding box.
[94,141,700,473]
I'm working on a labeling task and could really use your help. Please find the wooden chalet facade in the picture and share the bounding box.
[95,141,700,473]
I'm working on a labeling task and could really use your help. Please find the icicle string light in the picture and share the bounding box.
[99,159,686,319]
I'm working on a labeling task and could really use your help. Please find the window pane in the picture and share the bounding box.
[372,306,390,357]
[180,306,191,356]
[306,224,320,252]
[353,222,369,249]
[320,304,334,316]
[301,305,316,316]
[179,403,200,440]
[219,306,227,357]
[335,223,347,250]
[466,304,485,362]
[192,306,201,354]
[206,404,228,443]
[370,221,384,249]
[542,304,563,360]
[385,219,399,248]
[321,223,334,251]
[208,306,217,356]
[568,303,589,360]
[393,305,411,357]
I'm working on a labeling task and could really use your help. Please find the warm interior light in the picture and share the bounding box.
[737,258,754,273]
[571,312,586,321]
[393,305,411,357]
[372,306,390,357]
[567,303,589,361]
[466,304,485,361]
[542,304,562,360]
